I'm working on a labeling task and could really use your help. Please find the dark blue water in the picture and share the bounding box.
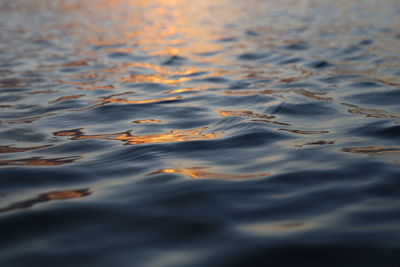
[1,0,400,266]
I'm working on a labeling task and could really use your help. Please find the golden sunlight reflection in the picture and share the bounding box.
[101,96,181,105]
[0,189,90,213]
[132,119,162,124]
[149,167,270,180]
[61,61,225,93]
[165,85,220,94]
[54,127,222,145]
[12,0,234,56]
[118,74,191,85]
[39,0,234,93]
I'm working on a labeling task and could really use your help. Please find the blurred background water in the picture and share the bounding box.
[0,0,400,266]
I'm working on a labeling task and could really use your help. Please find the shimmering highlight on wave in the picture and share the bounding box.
[132,119,162,124]
[54,127,222,145]
[149,167,270,180]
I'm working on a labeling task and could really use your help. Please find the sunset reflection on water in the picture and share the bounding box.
[53,127,223,145]
[150,167,270,180]
[1,0,400,265]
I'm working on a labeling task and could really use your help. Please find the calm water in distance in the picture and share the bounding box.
[0,0,400,266]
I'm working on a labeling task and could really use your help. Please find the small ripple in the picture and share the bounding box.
[347,90,400,106]
[273,102,336,117]
[0,113,56,124]
[0,128,47,142]
[193,77,230,84]
[348,81,383,88]
[306,60,334,69]
[79,85,114,90]
[238,221,314,236]
[218,110,290,126]
[341,146,400,155]
[51,94,85,103]
[237,52,271,61]
[279,129,330,135]
[224,88,332,101]
[0,78,29,89]
[218,110,274,119]
[164,86,215,94]
[294,140,335,147]
[0,145,52,153]
[132,119,162,124]
[0,188,90,214]
[149,167,270,180]
[0,156,80,166]
[99,96,182,105]
[282,41,310,50]
[279,57,304,65]
[74,92,183,111]
[54,127,223,145]
[250,119,291,126]
[162,55,187,66]
[118,74,189,85]
[342,103,400,121]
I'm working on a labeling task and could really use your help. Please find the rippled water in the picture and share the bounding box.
[1,0,400,266]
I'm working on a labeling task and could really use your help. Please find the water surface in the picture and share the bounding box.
[1,0,400,266]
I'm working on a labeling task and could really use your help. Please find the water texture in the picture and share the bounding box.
[0,0,400,266]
